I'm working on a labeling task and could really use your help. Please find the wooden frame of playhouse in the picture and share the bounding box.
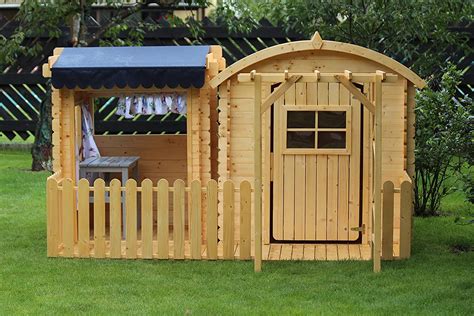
[44,32,425,272]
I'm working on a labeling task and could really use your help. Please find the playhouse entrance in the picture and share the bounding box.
[271,82,362,242]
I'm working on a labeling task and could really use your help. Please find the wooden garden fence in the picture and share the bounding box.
[47,175,255,262]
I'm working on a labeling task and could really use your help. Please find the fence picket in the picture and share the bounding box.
[94,178,106,258]
[126,179,137,259]
[173,179,185,259]
[206,180,218,260]
[240,180,252,260]
[46,178,59,257]
[62,178,74,257]
[157,179,169,259]
[190,180,202,259]
[141,179,153,259]
[223,180,235,259]
[399,181,412,259]
[109,179,122,258]
[382,181,394,260]
[78,179,90,257]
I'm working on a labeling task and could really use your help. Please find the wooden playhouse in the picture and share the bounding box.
[44,32,425,272]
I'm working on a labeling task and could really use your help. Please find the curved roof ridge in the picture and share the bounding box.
[209,32,425,89]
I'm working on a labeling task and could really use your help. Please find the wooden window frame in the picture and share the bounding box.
[282,105,352,155]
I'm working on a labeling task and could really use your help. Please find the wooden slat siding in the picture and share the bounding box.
[223,180,235,259]
[109,179,122,259]
[157,179,169,259]
[206,180,218,260]
[305,81,318,240]
[173,179,185,259]
[61,178,74,257]
[77,179,90,258]
[326,244,338,260]
[294,82,307,240]
[273,95,284,240]
[338,84,350,241]
[316,155,328,240]
[316,81,329,240]
[326,155,338,240]
[190,180,202,259]
[315,244,326,260]
[125,179,137,259]
[239,180,252,259]
[294,154,306,239]
[141,179,153,259]
[382,181,394,259]
[349,98,361,241]
[303,245,315,260]
[46,178,59,257]
[283,82,296,240]
[348,244,361,260]
[292,244,304,260]
[93,179,106,258]
[262,84,272,245]
[283,155,295,240]
[338,244,350,260]
[399,181,412,259]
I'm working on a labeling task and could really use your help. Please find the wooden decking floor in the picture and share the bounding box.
[59,241,372,261]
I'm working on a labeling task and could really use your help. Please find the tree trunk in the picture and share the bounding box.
[31,84,52,171]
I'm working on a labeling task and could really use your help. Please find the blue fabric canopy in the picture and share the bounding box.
[51,46,210,89]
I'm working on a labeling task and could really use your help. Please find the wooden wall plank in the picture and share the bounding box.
[283,155,295,240]
[294,154,306,240]
[141,179,153,259]
[157,179,169,259]
[327,155,338,240]
[316,156,328,240]
[125,179,137,259]
[109,179,122,259]
[305,155,317,240]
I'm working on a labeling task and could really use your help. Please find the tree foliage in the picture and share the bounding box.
[415,64,473,216]
[211,0,473,79]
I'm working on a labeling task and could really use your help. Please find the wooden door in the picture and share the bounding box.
[272,82,362,242]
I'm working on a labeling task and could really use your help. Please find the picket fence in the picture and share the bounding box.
[46,175,254,261]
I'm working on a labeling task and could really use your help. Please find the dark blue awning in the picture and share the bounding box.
[51,46,210,89]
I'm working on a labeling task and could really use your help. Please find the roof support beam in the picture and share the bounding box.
[335,74,376,114]
[238,72,397,84]
[260,75,302,114]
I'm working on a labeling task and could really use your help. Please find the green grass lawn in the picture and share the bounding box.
[0,150,473,314]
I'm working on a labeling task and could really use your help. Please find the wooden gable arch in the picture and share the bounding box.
[209,32,426,89]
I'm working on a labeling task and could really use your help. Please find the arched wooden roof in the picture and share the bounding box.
[209,32,426,89]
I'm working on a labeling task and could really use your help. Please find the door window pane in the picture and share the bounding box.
[317,131,346,148]
[318,111,346,128]
[287,131,315,148]
[287,111,315,128]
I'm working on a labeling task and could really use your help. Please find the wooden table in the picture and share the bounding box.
[79,156,140,238]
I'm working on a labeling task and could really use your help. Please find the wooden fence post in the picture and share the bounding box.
[157,179,169,259]
[399,181,412,259]
[77,178,90,258]
[190,180,202,259]
[382,181,394,260]
[240,181,252,260]
[110,179,122,258]
[46,177,59,257]
[206,180,218,260]
[125,179,137,259]
[253,73,263,272]
[62,178,74,257]
[141,179,153,259]
[94,178,106,258]
[223,180,235,259]
[173,179,185,259]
